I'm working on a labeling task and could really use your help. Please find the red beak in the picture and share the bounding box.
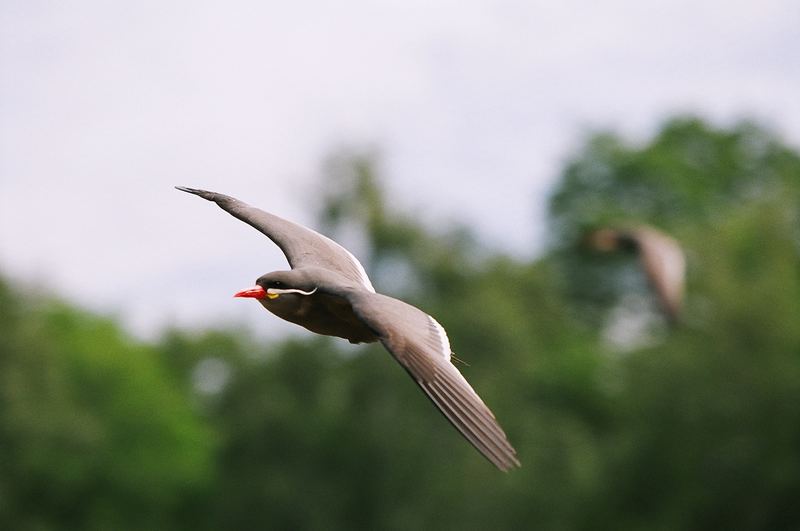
[233,286,267,299]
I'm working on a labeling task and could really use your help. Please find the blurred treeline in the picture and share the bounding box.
[2,117,799,530]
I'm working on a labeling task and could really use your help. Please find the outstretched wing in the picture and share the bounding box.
[633,227,685,322]
[347,290,520,471]
[176,187,375,292]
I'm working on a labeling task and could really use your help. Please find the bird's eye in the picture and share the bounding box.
[272,280,283,287]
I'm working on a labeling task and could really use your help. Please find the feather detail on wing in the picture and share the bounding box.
[176,187,375,292]
[348,291,520,471]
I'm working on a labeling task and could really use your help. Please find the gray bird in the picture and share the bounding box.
[176,186,520,471]
[586,225,686,322]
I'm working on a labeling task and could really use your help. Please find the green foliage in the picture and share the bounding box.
[1,116,799,529]
[0,280,214,531]
[550,117,800,236]
[549,116,800,327]
[548,116,800,530]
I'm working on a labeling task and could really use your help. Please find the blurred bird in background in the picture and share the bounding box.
[585,225,686,324]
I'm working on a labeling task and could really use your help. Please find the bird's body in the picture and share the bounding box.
[252,267,376,343]
[176,186,520,471]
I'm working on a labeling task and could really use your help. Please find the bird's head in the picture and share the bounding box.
[234,271,318,301]
[584,227,640,253]
[584,228,622,252]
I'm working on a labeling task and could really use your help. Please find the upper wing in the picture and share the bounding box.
[633,227,686,322]
[176,187,375,292]
[347,290,520,471]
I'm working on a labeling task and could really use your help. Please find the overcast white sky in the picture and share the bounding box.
[2,0,799,338]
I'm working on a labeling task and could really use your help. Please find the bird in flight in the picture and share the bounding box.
[586,225,686,323]
[176,186,520,471]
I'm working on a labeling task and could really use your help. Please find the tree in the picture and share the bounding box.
[548,116,800,530]
[549,116,800,329]
[0,278,214,531]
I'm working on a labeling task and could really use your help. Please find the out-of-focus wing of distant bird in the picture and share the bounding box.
[631,226,686,322]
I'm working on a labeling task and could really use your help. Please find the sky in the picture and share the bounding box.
[2,0,799,338]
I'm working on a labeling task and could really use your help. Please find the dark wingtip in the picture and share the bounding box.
[175,186,217,201]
